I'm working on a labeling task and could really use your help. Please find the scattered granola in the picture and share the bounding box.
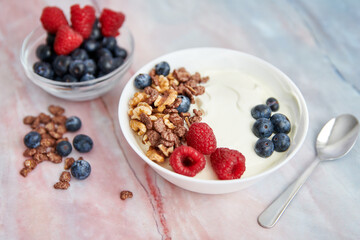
[20,105,92,191]
[120,190,133,200]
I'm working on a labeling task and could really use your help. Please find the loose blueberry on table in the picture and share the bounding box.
[24,131,42,149]
[33,5,127,82]
[71,159,91,180]
[73,134,93,153]
[56,140,72,157]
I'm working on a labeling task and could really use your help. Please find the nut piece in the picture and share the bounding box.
[120,190,133,200]
[23,148,37,157]
[153,75,170,93]
[130,120,147,136]
[52,115,67,125]
[24,159,37,169]
[59,171,71,182]
[39,113,52,124]
[129,92,148,108]
[154,89,177,113]
[163,114,175,129]
[158,144,174,157]
[41,138,55,147]
[64,157,75,170]
[23,116,35,125]
[33,153,48,163]
[130,102,153,120]
[54,181,70,190]
[45,122,56,132]
[144,87,159,105]
[56,125,67,134]
[49,131,62,139]
[48,105,65,116]
[20,168,32,177]
[35,127,47,135]
[47,152,62,164]
[146,147,165,163]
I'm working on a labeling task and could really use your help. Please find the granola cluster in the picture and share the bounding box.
[128,66,209,163]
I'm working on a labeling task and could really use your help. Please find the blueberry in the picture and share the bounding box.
[102,37,117,51]
[98,55,114,74]
[69,60,86,78]
[62,74,78,83]
[84,59,97,75]
[251,104,271,119]
[155,61,170,76]
[89,20,101,40]
[24,131,41,148]
[52,55,72,76]
[113,57,124,69]
[54,75,63,81]
[96,48,112,59]
[266,97,279,112]
[82,39,100,53]
[252,118,274,138]
[56,141,72,157]
[254,138,274,158]
[71,49,89,61]
[36,44,52,61]
[46,33,56,47]
[80,73,95,82]
[33,61,54,79]
[70,159,91,180]
[73,134,93,153]
[65,116,82,132]
[113,46,127,59]
[176,95,191,113]
[134,74,152,89]
[270,113,291,134]
[272,133,291,152]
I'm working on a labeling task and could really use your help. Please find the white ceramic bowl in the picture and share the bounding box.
[118,48,308,194]
[21,26,134,101]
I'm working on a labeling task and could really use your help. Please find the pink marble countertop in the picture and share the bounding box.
[1,0,359,239]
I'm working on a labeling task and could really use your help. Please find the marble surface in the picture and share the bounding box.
[1,0,359,239]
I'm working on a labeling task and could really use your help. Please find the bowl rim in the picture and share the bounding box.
[118,47,309,185]
[20,25,134,87]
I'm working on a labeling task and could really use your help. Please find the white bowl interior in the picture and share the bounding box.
[119,48,308,194]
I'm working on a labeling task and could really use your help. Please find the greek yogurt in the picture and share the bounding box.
[159,69,297,180]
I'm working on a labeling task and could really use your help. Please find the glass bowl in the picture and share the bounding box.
[20,26,134,101]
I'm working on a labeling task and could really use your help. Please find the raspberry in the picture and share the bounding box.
[54,25,83,55]
[40,6,69,34]
[99,8,125,37]
[186,122,217,155]
[70,4,96,39]
[210,148,246,180]
[169,146,205,177]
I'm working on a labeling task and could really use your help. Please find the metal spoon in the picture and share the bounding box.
[258,114,359,228]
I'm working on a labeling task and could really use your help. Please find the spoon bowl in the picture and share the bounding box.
[258,114,359,228]
[316,114,360,160]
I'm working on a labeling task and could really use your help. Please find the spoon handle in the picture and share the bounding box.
[258,159,320,228]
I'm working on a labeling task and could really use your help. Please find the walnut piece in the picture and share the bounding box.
[130,120,147,136]
[130,102,152,120]
[129,92,148,108]
[158,144,174,157]
[153,75,170,93]
[146,147,165,163]
[154,89,177,113]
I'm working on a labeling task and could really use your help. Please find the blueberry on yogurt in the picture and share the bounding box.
[252,118,273,138]
[251,104,272,119]
[155,61,170,76]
